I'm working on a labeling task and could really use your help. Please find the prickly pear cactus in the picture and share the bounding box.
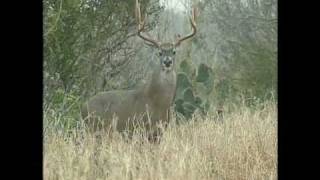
[174,61,214,119]
[180,60,193,75]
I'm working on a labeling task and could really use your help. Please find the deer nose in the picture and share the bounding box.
[164,59,172,67]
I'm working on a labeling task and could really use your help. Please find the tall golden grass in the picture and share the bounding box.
[44,100,277,180]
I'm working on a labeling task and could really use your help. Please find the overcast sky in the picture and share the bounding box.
[159,0,188,12]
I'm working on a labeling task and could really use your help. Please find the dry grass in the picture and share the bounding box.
[44,100,277,180]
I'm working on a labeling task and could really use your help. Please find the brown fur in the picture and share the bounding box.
[81,64,176,137]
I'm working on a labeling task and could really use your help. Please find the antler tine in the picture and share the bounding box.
[135,0,160,48]
[135,0,143,28]
[174,7,197,47]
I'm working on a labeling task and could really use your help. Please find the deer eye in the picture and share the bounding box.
[172,50,176,55]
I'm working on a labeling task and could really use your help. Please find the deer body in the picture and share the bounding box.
[81,64,176,133]
[81,0,196,138]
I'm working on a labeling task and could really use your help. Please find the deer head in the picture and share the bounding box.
[135,0,197,73]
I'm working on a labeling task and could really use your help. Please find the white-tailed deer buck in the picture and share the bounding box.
[81,0,197,140]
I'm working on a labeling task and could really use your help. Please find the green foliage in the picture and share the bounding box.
[44,0,163,130]
[43,0,277,128]
[191,0,277,107]
[174,61,214,119]
[44,0,161,94]
[44,90,81,133]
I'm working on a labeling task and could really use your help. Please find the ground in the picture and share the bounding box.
[44,100,277,180]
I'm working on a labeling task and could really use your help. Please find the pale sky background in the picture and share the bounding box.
[159,0,189,12]
[159,0,251,12]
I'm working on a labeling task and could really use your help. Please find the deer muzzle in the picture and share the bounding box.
[163,58,173,68]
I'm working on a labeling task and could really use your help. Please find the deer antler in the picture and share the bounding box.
[136,0,160,48]
[174,7,197,47]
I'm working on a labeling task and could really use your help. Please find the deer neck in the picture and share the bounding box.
[144,67,176,106]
